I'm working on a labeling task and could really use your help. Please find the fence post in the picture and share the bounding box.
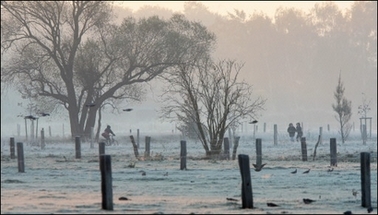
[17,142,25,173]
[180,140,187,170]
[137,129,140,148]
[255,138,262,167]
[49,126,52,137]
[17,124,20,137]
[360,152,371,208]
[238,154,253,208]
[273,124,277,145]
[232,136,240,160]
[100,155,113,210]
[301,137,307,161]
[129,135,139,159]
[145,136,151,158]
[10,137,16,159]
[41,128,45,149]
[330,138,337,166]
[223,137,230,160]
[75,136,81,159]
[319,127,323,145]
[362,124,367,145]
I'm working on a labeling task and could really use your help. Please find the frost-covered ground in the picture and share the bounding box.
[1,130,377,214]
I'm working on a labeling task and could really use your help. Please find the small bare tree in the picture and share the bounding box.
[332,73,352,143]
[161,58,266,158]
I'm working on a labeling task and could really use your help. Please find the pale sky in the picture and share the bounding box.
[116,1,354,18]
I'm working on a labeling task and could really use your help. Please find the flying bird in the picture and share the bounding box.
[85,103,96,107]
[267,202,279,207]
[302,169,311,174]
[303,198,316,204]
[252,163,267,172]
[327,168,334,172]
[291,169,297,174]
[123,108,133,112]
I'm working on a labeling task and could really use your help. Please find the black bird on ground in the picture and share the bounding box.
[291,169,297,174]
[367,207,373,213]
[267,202,279,207]
[252,163,267,172]
[118,197,130,201]
[327,168,334,172]
[302,169,311,174]
[343,211,352,215]
[303,198,316,204]
[226,198,238,202]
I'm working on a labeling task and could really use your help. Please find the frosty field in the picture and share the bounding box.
[1,131,377,214]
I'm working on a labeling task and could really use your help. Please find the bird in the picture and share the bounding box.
[226,198,238,201]
[343,211,352,215]
[327,168,334,172]
[267,202,279,207]
[303,169,311,174]
[85,103,96,107]
[140,170,146,176]
[123,108,133,112]
[252,163,267,172]
[352,189,358,198]
[291,169,297,174]
[367,207,373,213]
[163,172,168,176]
[303,198,316,204]
[118,196,130,201]
[24,115,37,120]
[249,120,258,124]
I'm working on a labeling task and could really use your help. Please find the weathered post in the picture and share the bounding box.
[41,128,45,150]
[232,136,241,160]
[223,137,230,160]
[75,136,81,159]
[129,135,139,159]
[319,127,323,145]
[100,155,113,210]
[330,138,337,166]
[360,152,371,208]
[10,137,16,159]
[273,124,277,145]
[137,129,140,148]
[17,124,20,137]
[17,142,25,173]
[255,138,262,168]
[99,142,105,170]
[362,124,367,145]
[238,154,253,209]
[145,136,151,158]
[180,140,187,170]
[301,137,307,161]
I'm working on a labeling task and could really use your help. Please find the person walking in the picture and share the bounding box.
[287,123,296,142]
[296,122,303,142]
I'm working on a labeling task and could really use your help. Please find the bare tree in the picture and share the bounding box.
[332,73,352,143]
[161,58,266,158]
[1,1,214,139]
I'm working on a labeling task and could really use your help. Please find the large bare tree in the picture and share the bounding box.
[1,1,215,139]
[161,58,266,158]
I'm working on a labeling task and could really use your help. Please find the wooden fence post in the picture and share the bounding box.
[100,155,113,210]
[145,136,151,158]
[319,127,323,145]
[273,124,277,145]
[301,137,307,161]
[330,138,337,166]
[180,140,187,170]
[17,142,25,173]
[255,138,262,167]
[223,137,230,160]
[238,154,253,209]
[360,152,371,208]
[232,136,241,160]
[362,124,367,145]
[10,137,16,159]
[41,128,45,149]
[75,136,81,159]
[129,135,139,159]
[99,142,105,170]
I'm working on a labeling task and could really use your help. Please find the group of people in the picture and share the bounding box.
[287,122,303,142]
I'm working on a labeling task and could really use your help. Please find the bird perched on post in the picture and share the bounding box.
[302,169,311,174]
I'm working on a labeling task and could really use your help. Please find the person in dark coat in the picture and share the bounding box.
[287,123,296,142]
[296,122,303,142]
[102,125,115,143]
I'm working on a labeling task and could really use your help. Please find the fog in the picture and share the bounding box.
[1,1,377,139]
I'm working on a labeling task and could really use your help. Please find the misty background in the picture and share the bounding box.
[1,1,377,138]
